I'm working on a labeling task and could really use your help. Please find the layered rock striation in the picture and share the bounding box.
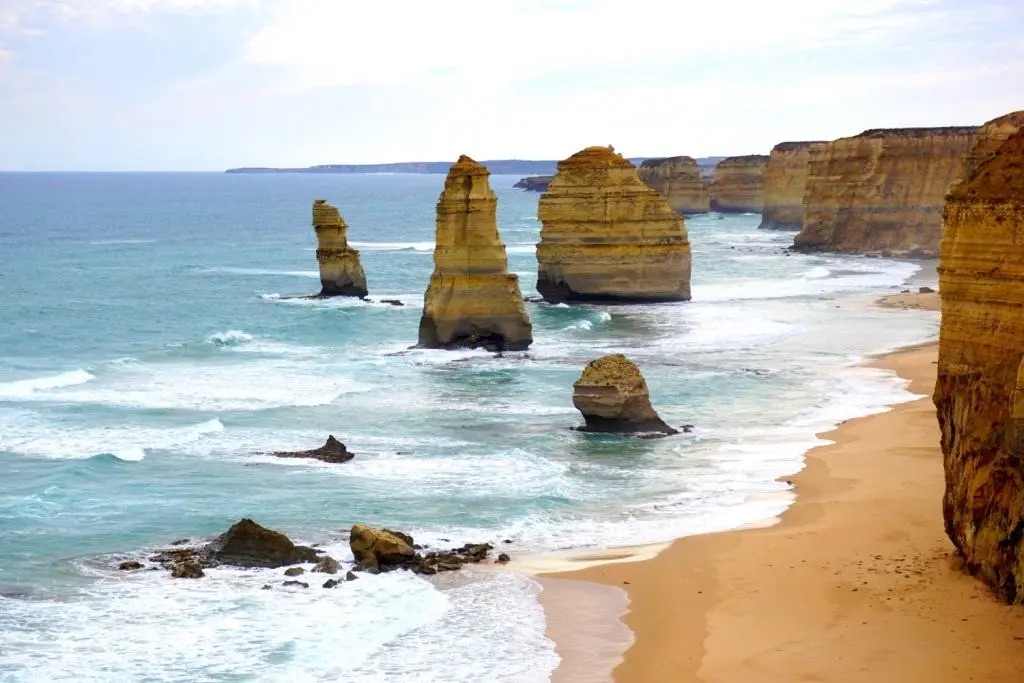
[418,156,533,351]
[759,141,824,230]
[793,126,978,256]
[573,354,676,434]
[536,146,691,303]
[709,155,768,213]
[313,200,368,298]
[638,156,711,214]
[933,117,1024,604]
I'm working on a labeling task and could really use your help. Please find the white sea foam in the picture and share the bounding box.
[87,238,156,245]
[205,329,253,347]
[0,370,95,399]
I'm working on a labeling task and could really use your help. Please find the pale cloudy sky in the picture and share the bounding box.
[0,0,1021,170]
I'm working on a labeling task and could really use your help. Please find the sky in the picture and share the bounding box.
[0,0,1021,170]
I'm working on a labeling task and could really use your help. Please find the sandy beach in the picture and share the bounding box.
[539,340,1024,681]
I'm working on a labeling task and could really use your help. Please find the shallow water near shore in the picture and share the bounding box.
[0,172,938,681]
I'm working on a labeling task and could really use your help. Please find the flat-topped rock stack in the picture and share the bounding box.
[313,200,368,298]
[536,145,691,303]
[418,155,533,351]
[709,155,768,213]
[573,354,677,435]
[759,141,824,230]
[933,117,1024,604]
[793,126,978,256]
[638,156,711,214]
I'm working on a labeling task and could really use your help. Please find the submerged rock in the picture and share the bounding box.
[208,519,319,568]
[418,155,533,351]
[271,435,354,464]
[313,199,368,298]
[312,556,340,574]
[572,354,677,435]
[118,561,143,571]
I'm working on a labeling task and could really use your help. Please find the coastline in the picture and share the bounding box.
[537,322,1024,680]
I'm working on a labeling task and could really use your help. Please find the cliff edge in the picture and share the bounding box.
[709,155,768,213]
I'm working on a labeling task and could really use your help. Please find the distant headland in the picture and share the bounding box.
[224,157,724,175]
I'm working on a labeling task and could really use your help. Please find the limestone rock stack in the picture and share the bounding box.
[933,119,1024,604]
[313,200,368,298]
[709,155,768,212]
[793,126,977,256]
[573,354,676,435]
[417,156,532,351]
[758,141,824,230]
[536,146,691,303]
[637,156,711,214]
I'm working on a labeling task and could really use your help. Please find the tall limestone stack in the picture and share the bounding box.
[637,156,711,214]
[793,126,977,256]
[933,120,1024,604]
[313,200,368,298]
[758,141,825,230]
[417,156,533,351]
[536,146,691,303]
[709,155,768,212]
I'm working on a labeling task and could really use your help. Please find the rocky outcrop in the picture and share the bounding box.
[271,435,354,463]
[573,354,677,435]
[638,156,711,214]
[536,146,691,303]
[349,524,500,575]
[933,115,1024,604]
[794,126,978,256]
[513,175,553,192]
[709,155,768,212]
[418,156,533,351]
[313,200,368,298]
[759,141,824,229]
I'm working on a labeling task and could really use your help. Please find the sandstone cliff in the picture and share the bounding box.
[536,146,691,303]
[709,155,768,213]
[573,354,676,434]
[933,115,1024,603]
[758,141,824,230]
[313,200,368,298]
[638,156,710,214]
[418,156,533,351]
[793,126,978,256]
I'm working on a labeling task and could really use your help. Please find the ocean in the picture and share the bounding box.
[0,171,939,681]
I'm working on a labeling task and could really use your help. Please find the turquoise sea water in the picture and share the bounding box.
[0,172,939,681]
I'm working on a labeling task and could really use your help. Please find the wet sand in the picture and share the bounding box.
[539,343,1024,682]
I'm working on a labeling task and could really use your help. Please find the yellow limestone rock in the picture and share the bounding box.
[313,200,367,298]
[933,116,1024,603]
[758,141,825,230]
[572,354,676,435]
[638,156,711,214]
[794,126,978,256]
[417,156,533,351]
[709,155,768,213]
[536,146,691,303]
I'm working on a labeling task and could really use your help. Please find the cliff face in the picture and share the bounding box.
[536,146,691,303]
[709,155,768,212]
[759,141,824,230]
[794,126,978,256]
[313,200,368,298]
[933,114,1024,603]
[418,155,533,351]
[637,156,711,214]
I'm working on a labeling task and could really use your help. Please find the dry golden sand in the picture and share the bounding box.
[874,290,940,311]
[539,343,1024,682]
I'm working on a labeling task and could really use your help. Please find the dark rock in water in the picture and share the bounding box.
[496,553,511,563]
[345,571,359,582]
[513,175,553,192]
[283,567,305,577]
[207,518,319,568]
[170,538,190,546]
[322,579,341,589]
[261,584,272,590]
[283,580,309,589]
[919,286,936,293]
[312,556,340,574]
[680,424,695,433]
[171,560,205,579]
[118,561,143,571]
[272,435,354,464]
[379,299,405,307]
[502,539,513,544]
